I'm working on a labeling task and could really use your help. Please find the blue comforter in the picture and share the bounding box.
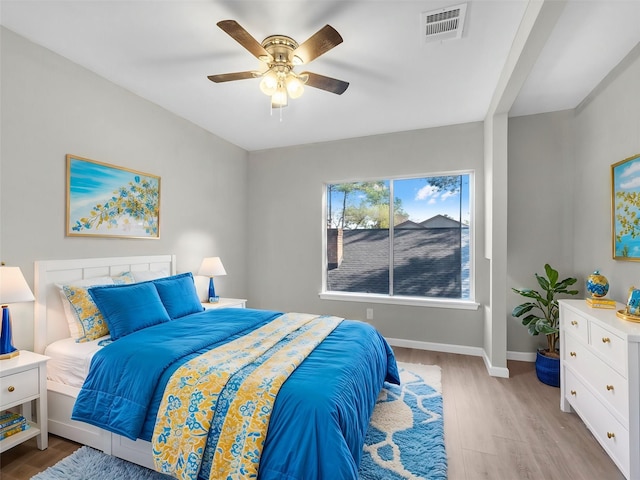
[72,308,398,480]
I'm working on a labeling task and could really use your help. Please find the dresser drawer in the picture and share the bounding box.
[590,322,626,375]
[562,308,589,344]
[564,333,591,378]
[0,368,39,409]
[564,368,629,477]
[564,335,628,422]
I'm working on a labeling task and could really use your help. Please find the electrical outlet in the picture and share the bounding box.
[366,308,373,320]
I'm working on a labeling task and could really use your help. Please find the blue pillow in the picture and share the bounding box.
[153,272,204,319]
[89,282,171,340]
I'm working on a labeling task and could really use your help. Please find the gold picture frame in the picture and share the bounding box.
[66,154,160,239]
[612,153,640,260]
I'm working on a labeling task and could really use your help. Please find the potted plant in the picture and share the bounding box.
[512,264,578,387]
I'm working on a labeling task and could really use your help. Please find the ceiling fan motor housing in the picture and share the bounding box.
[261,35,301,65]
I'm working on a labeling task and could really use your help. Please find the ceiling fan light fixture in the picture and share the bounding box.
[271,86,288,108]
[259,70,278,96]
[285,74,305,99]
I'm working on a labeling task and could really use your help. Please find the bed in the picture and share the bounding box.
[33,255,399,479]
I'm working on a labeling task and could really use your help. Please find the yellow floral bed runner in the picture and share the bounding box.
[152,313,343,480]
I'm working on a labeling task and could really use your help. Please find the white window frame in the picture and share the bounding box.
[320,171,479,310]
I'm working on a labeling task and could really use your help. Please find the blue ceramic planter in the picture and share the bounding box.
[535,350,560,387]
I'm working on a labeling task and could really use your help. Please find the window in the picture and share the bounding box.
[325,174,471,302]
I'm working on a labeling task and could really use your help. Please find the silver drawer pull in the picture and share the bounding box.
[571,320,578,326]
[607,432,616,439]
[570,390,577,396]
[606,385,615,391]
[570,352,577,357]
[602,337,611,343]
[7,385,15,392]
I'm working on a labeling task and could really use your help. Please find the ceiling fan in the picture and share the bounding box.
[208,20,349,108]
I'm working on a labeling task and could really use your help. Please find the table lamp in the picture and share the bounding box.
[0,266,35,359]
[198,257,227,303]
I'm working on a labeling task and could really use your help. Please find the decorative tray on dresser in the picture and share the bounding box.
[560,299,640,480]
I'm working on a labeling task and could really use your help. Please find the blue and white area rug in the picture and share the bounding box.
[32,362,445,480]
[360,362,446,480]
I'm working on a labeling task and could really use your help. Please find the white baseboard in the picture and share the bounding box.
[386,337,484,357]
[482,351,510,378]
[506,350,537,362]
[387,337,536,378]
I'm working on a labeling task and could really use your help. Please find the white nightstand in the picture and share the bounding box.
[0,351,49,452]
[202,298,247,309]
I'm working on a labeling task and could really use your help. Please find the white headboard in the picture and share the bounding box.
[34,254,176,354]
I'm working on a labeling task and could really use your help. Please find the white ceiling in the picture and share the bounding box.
[1,1,639,152]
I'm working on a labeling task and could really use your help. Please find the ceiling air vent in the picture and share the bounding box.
[421,3,467,43]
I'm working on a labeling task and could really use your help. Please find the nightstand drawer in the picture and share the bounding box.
[0,368,39,408]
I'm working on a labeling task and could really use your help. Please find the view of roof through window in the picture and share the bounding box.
[326,175,471,300]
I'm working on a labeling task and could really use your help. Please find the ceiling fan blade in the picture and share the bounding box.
[291,25,343,64]
[302,72,349,95]
[217,20,272,62]
[207,71,257,83]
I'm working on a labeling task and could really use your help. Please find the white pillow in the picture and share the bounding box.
[131,269,170,283]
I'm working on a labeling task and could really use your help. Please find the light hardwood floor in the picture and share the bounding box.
[0,348,625,480]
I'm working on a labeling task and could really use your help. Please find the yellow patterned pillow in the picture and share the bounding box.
[58,273,134,342]
[62,285,111,342]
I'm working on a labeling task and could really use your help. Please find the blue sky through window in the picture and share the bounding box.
[394,175,470,224]
[328,175,470,227]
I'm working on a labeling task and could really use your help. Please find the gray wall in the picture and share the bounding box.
[507,109,576,353]
[1,28,249,349]
[246,124,489,349]
[506,44,640,353]
[572,44,640,301]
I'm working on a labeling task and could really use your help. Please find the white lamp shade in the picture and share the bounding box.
[198,257,227,277]
[0,267,35,305]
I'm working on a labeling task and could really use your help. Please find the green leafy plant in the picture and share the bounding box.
[512,264,579,358]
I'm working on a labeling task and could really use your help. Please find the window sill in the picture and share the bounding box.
[319,291,480,310]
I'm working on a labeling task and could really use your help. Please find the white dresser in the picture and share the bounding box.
[560,299,640,479]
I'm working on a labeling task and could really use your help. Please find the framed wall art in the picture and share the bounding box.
[612,153,640,260]
[66,154,161,239]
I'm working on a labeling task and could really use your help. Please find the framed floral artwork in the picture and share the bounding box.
[612,153,640,260]
[66,154,160,239]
